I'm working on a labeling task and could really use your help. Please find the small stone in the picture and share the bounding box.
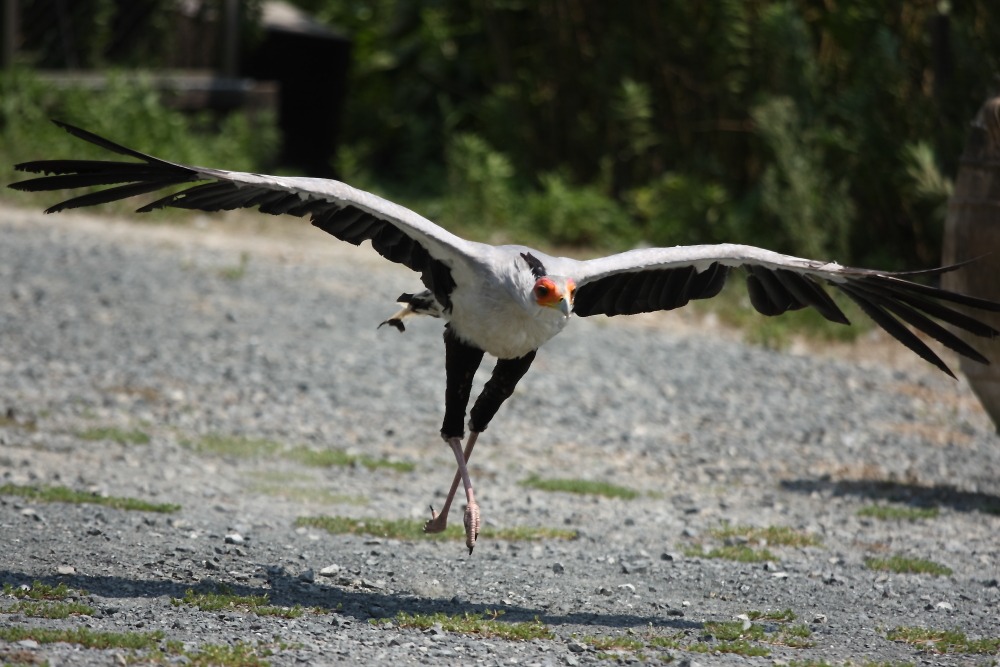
[16,639,39,649]
[618,583,636,593]
[660,552,676,561]
[568,640,587,653]
[298,569,315,583]
[319,565,341,577]
[771,571,789,579]
[621,560,650,574]
[935,601,954,611]
[812,613,828,624]
[56,565,75,575]
[676,657,703,667]
[224,533,244,545]
[596,586,613,596]
[552,562,565,574]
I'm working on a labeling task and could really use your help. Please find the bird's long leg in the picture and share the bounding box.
[425,327,484,549]
[447,434,480,554]
[423,431,478,534]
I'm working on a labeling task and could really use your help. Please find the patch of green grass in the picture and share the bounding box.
[249,483,366,506]
[286,446,414,472]
[584,635,645,651]
[183,642,273,667]
[700,618,812,653]
[182,434,283,458]
[76,426,150,445]
[747,608,796,622]
[646,634,683,649]
[3,581,83,600]
[379,610,553,641]
[857,504,939,521]
[0,626,164,650]
[0,483,179,513]
[181,435,413,472]
[573,624,812,659]
[778,624,816,648]
[705,621,766,641]
[172,586,310,619]
[864,555,952,576]
[295,515,577,543]
[520,475,639,500]
[716,640,771,656]
[685,544,777,563]
[886,626,1000,654]
[709,522,821,547]
[689,639,771,656]
[4,600,95,619]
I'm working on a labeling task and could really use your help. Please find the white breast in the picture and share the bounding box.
[446,279,570,359]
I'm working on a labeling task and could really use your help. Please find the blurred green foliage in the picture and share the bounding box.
[295,0,997,267]
[3,0,996,269]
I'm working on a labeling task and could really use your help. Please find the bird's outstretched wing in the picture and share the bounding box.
[8,121,484,311]
[557,244,1000,378]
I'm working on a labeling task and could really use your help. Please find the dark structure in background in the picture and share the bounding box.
[942,95,1000,433]
[0,0,350,177]
[245,3,350,178]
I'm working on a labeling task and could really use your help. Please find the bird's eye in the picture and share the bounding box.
[534,285,550,298]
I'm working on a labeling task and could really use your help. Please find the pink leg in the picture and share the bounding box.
[424,432,480,552]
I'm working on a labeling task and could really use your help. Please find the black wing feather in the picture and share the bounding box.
[575,256,998,377]
[574,263,729,317]
[845,283,990,364]
[774,269,850,324]
[838,284,955,377]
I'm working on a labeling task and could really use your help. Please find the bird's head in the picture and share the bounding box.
[531,275,575,318]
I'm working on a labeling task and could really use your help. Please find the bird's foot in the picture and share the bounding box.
[464,500,480,554]
[423,505,448,534]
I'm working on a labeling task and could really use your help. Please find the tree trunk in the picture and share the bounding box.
[942,94,1000,433]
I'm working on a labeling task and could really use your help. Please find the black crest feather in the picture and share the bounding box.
[521,252,547,279]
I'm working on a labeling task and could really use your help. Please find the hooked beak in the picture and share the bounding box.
[557,295,572,317]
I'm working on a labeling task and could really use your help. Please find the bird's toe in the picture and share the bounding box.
[464,501,480,554]
[423,505,448,534]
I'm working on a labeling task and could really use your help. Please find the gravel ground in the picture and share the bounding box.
[1,204,999,666]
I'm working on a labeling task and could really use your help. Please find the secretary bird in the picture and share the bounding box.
[10,121,1000,553]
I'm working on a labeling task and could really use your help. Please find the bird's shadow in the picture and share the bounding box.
[780,476,1000,514]
[0,568,701,633]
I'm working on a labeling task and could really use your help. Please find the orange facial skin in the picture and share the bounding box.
[533,277,576,308]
